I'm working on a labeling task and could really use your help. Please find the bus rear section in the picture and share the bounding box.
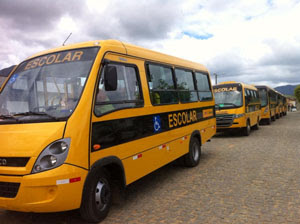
[214,81,261,136]
[0,40,216,223]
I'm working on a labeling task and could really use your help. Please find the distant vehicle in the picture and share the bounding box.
[275,90,287,118]
[0,65,16,90]
[255,85,277,124]
[291,107,297,112]
[213,81,261,136]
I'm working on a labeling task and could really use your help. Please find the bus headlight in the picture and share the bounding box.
[32,138,71,174]
[234,113,245,119]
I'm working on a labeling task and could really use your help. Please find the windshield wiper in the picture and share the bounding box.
[0,114,19,121]
[223,103,238,107]
[215,103,238,107]
[14,111,59,120]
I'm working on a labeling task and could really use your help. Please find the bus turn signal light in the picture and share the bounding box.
[93,144,101,150]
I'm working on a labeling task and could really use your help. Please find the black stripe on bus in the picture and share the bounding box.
[91,106,215,151]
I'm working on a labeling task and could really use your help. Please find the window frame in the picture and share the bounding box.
[174,67,198,104]
[193,71,213,102]
[94,60,144,117]
[145,61,179,106]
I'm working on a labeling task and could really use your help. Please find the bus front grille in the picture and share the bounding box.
[0,157,30,167]
[0,182,20,198]
[216,114,234,127]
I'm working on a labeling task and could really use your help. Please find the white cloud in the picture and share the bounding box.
[1,0,300,88]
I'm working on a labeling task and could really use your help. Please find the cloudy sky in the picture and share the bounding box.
[1,0,300,87]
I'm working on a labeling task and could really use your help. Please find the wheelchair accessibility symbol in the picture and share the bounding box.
[153,115,161,133]
[8,74,19,85]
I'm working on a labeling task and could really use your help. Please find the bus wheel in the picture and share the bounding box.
[80,169,112,223]
[243,120,251,136]
[253,118,260,130]
[266,117,271,125]
[184,137,201,167]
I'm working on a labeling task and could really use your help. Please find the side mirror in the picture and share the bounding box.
[104,65,117,91]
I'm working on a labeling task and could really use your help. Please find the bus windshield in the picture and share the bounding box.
[258,89,268,107]
[214,87,243,108]
[0,47,98,123]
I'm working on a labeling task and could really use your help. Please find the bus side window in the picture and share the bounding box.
[245,89,250,105]
[146,63,178,105]
[194,72,213,101]
[94,62,143,116]
[175,68,198,103]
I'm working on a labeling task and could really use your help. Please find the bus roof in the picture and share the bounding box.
[216,81,258,91]
[26,40,208,73]
[255,85,277,92]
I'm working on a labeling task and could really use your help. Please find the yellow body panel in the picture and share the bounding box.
[0,122,65,175]
[0,122,65,158]
[260,105,275,120]
[275,105,280,116]
[0,164,87,212]
[260,106,270,119]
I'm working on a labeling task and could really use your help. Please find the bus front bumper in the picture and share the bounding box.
[216,117,247,130]
[0,164,87,213]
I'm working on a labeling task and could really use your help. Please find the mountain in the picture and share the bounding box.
[0,65,16,77]
[274,84,299,96]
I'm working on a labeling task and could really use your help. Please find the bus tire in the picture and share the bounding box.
[266,117,271,125]
[184,137,201,167]
[80,168,112,223]
[243,120,251,136]
[253,118,260,130]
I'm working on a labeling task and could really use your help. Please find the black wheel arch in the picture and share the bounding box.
[247,118,250,126]
[88,156,126,188]
[190,130,202,146]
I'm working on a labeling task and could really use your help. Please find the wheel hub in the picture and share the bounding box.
[95,180,109,211]
[192,144,199,161]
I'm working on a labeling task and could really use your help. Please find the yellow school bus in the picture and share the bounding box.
[275,90,283,119]
[282,94,288,116]
[276,91,288,117]
[255,85,277,124]
[213,81,261,136]
[0,40,216,222]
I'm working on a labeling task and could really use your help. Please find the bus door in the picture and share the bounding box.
[90,53,166,184]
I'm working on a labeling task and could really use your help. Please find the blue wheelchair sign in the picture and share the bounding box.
[153,115,161,133]
[8,74,19,85]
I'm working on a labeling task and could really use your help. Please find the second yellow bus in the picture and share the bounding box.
[213,81,261,136]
